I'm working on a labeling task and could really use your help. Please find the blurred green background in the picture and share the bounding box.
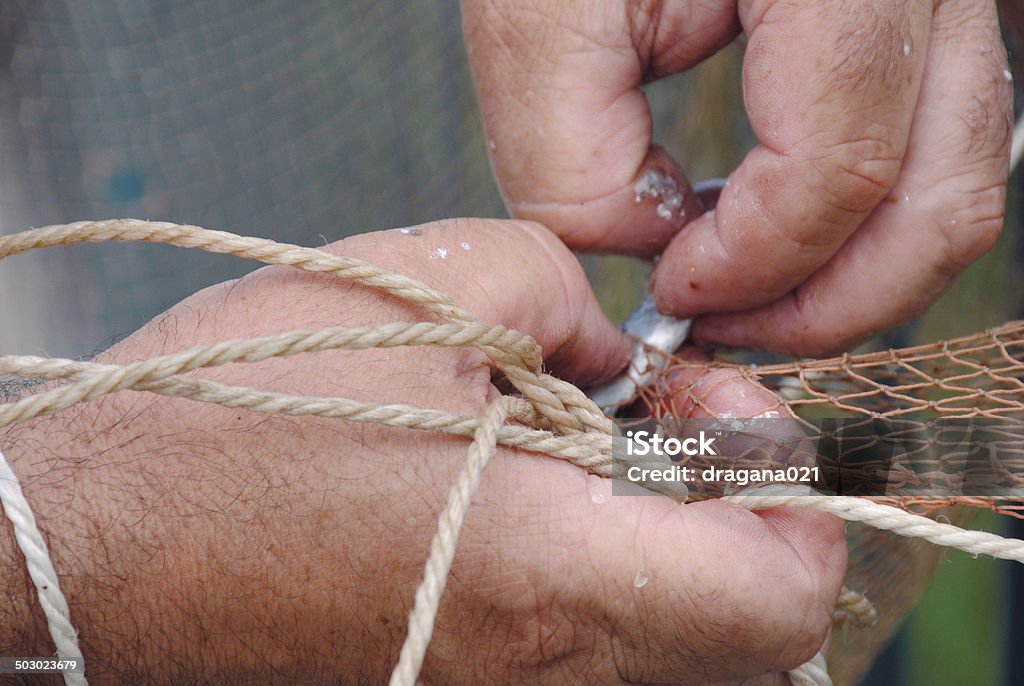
[0,2,1021,683]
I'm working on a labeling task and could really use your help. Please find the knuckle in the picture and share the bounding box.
[935,8,1012,161]
[809,136,904,215]
[935,181,1006,270]
[955,76,1013,161]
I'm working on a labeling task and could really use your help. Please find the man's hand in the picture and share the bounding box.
[462,0,1013,356]
[0,220,844,684]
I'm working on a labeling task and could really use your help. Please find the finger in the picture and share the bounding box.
[331,218,631,385]
[460,0,737,253]
[653,347,791,419]
[540,470,841,683]
[654,0,932,316]
[692,0,1012,356]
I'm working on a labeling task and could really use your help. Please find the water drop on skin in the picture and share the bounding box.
[903,42,911,56]
[591,492,605,504]
[1003,69,1013,82]
[633,571,649,588]
[460,242,471,250]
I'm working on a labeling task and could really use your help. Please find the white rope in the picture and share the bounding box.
[388,396,515,685]
[727,486,1024,686]
[0,446,86,685]
[0,353,615,473]
[727,493,1024,563]
[788,651,832,686]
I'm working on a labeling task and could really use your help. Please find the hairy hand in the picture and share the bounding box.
[462,0,1012,355]
[1,220,844,684]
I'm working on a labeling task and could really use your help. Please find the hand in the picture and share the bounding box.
[462,0,1013,356]
[0,220,844,683]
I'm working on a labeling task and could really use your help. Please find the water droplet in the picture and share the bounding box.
[1003,68,1013,82]
[633,571,649,588]
[902,42,911,56]
[591,492,605,504]
[980,45,994,54]
[429,247,450,260]
[903,192,910,203]
[398,227,423,236]
[488,139,497,151]
[949,218,958,226]
[460,241,472,250]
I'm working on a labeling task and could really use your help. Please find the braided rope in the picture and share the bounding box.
[0,221,582,432]
[726,493,1024,562]
[389,396,516,685]
[833,586,877,629]
[0,447,85,686]
[2,219,1023,686]
[789,651,833,686]
[0,354,615,471]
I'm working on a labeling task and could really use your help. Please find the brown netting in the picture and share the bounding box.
[617,321,1024,684]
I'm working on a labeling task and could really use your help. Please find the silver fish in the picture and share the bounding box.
[590,178,725,416]
[589,295,691,415]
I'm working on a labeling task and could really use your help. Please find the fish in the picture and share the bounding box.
[589,178,725,416]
